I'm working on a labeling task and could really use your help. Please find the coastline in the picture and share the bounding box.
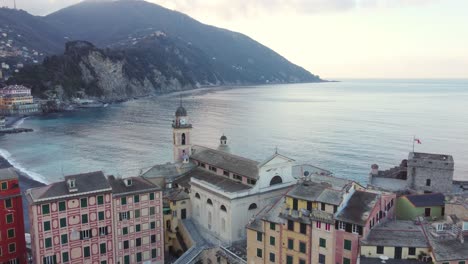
[0,153,45,233]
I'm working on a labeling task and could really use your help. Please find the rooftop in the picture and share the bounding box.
[428,234,468,262]
[410,152,453,162]
[287,180,344,205]
[335,190,379,226]
[404,193,445,207]
[141,161,196,180]
[191,145,259,179]
[188,167,252,193]
[107,175,160,197]
[28,171,111,203]
[360,257,420,264]
[164,188,190,201]
[0,167,18,181]
[361,220,429,248]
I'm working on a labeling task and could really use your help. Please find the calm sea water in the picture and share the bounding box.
[1,79,467,184]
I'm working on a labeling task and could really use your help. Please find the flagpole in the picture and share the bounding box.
[412,135,415,153]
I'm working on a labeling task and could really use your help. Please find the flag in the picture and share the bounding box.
[414,138,422,144]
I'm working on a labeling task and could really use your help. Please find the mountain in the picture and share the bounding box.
[43,0,321,84]
[9,38,221,101]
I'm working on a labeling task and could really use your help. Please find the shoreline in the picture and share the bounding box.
[0,154,46,233]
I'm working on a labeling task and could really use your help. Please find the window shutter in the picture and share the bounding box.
[80,231,83,240]
[358,226,363,236]
[128,211,131,219]
[335,222,339,229]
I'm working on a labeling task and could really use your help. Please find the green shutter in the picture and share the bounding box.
[300,242,306,253]
[121,197,127,205]
[270,222,276,230]
[42,204,49,214]
[81,198,87,208]
[99,211,105,221]
[62,252,69,262]
[270,236,275,246]
[257,232,262,241]
[59,201,66,211]
[84,246,90,257]
[1,182,7,190]
[151,222,155,229]
[61,234,68,244]
[344,258,351,264]
[45,237,52,248]
[344,239,352,250]
[123,227,129,234]
[320,238,326,248]
[134,195,140,203]
[82,214,88,224]
[137,252,142,262]
[44,221,51,231]
[152,249,157,258]
[6,214,13,223]
[97,195,104,205]
[100,243,106,254]
[135,209,140,218]
[60,218,67,228]
[136,224,141,232]
[257,248,262,258]
[288,239,294,249]
[150,193,155,200]
[287,256,293,264]
[124,255,130,264]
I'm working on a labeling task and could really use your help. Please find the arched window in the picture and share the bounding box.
[270,175,283,186]
[248,203,258,210]
[181,133,186,145]
[195,193,200,199]
[220,205,227,212]
[207,199,213,205]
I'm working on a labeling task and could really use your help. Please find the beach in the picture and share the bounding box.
[0,154,45,233]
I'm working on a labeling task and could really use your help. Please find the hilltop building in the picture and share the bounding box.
[0,168,27,264]
[246,175,396,264]
[369,152,455,194]
[0,84,39,115]
[26,171,164,264]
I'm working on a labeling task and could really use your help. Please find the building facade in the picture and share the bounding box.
[109,176,164,264]
[406,152,454,194]
[246,176,396,264]
[0,85,39,115]
[0,168,27,264]
[27,171,115,264]
[396,193,445,220]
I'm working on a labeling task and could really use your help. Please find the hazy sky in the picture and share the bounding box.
[7,0,468,79]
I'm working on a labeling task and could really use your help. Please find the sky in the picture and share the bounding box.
[5,0,468,79]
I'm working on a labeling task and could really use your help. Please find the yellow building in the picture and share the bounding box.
[163,188,191,256]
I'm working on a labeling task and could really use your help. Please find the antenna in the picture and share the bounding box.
[13,0,16,10]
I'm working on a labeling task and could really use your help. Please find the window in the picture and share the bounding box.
[60,218,67,228]
[257,248,262,258]
[44,238,52,248]
[149,192,155,200]
[288,220,294,231]
[352,224,358,234]
[84,246,90,258]
[43,221,51,231]
[426,179,431,186]
[150,207,155,215]
[300,223,307,234]
[319,254,326,264]
[425,208,431,217]
[269,253,275,262]
[248,179,257,185]
[234,174,242,181]
[134,195,139,203]
[101,261,107,264]
[287,256,293,264]
[344,239,352,250]
[136,224,141,232]
[99,226,108,236]
[377,246,384,254]
[209,166,217,172]
[7,229,15,238]
[80,229,91,240]
[1,182,7,190]
[136,252,142,262]
[61,234,68,244]
[270,222,276,230]
[320,238,326,248]
[288,239,294,249]
[343,258,351,264]
[43,256,56,264]
[152,249,157,258]
[299,241,306,253]
[257,232,262,242]
[339,221,345,230]
[408,247,416,255]
[6,213,13,224]
[80,198,87,208]
[458,262,466,264]
[150,221,155,230]
[62,252,69,263]
[97,195,104,205]
[100,243,106,254]
[42,204,49,214]
[124,255,130,264]
[81,214,88,224]
[269,175,283,186]
[136,238,142,247]
[270,236,275,246]
[223,170,229,176]
[59,201,66,211]
[119,211,130,221]
[321,203,326,211]
[325,223,331,231]
[293,198,298,210]
[151,234,156,243]
[207,199,213,205]
[121,197,127,205]
[135,209,140,218]
[220,205,227,212]
[248,203,258,210]
[123,240,129,249]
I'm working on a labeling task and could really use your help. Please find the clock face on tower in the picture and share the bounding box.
[180,118,186,125]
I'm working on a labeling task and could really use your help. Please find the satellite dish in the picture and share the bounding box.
[380,255,389,263]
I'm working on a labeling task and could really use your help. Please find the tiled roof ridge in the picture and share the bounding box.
[192,145,259,164]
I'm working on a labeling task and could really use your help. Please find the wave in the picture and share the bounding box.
[13,117,29,128]
[0,148,48,184]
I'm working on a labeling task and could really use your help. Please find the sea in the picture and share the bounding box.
[1,79,467,184]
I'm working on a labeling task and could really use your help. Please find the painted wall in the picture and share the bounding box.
[396,197,444,220]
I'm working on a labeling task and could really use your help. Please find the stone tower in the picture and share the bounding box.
[172,102,192,163]
[406,152,454,193]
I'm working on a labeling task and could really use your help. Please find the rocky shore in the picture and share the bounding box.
[0,154,45,232]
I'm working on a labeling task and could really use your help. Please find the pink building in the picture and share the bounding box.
[26,171,115,264]
[108,176,164,264]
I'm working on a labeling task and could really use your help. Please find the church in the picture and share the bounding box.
[142,103,331,244]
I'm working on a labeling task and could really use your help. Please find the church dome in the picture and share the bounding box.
[220,135,227,141]
[175,106,187,117]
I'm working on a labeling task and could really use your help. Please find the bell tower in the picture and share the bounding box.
[172,101,192,163]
